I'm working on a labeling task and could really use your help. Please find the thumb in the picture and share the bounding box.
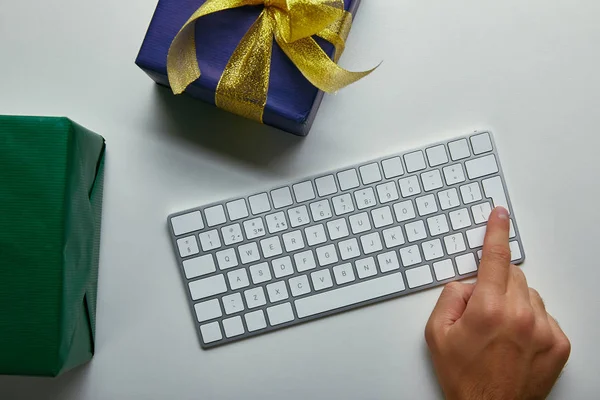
[426,282,475,344]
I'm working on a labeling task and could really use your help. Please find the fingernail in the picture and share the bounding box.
[496,206,509,220]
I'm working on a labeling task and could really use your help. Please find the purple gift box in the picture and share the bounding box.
[136,0,361,136]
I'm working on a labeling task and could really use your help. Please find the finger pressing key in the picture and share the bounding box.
[477,206,512,294]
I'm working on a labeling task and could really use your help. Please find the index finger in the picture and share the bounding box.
[477,206,511,294]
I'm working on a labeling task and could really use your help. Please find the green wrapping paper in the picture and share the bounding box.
[0,116,105,377]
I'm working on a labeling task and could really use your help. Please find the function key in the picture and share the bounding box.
[448,139,471,161]
[426,145,449,167]
[337,169,360,191]
[226,199,249,221]
[403,151,426,173]
[315,175,338,196]
[171,211,204,236]
[204,205,226,226]
[470,132,493,155]
[293,181,316,202]
[271,187,293,209]
[381,157,404,179]
[249,193,271,214]
[359,163,382,185]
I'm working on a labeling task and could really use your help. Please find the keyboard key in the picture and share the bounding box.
[376,182,399,203]
[293,181,316,203]
[177,236,199,257]
[448,138,470,161]
[311,269,334,291]
[381,157,404,178]
[371,206,394,228]
[239,242,260,264]
[332,193,355,215]
[260,236,283,258]
[289,275,311,297]
[316,244,338,266]
[359,163,382,184]
[189,275,227,300]
[416,194,438,216]
[327,218,349,240]
[510,241,523,261]
[226,199,249,221]
[183,255,216,279]
[470,132,493,155]
[266,211,288,233]
[315,175,338,196]
[466,226,486,248]
[398,176,421,197]
[243,218,266,240]
[272,256,294,278]
[267,281,289,302]
[438,188,460,210]
[444,233,467,255]
[244,287,267,308]
[510,220,516,238]
[222,293,244,315]
[249,193,271,215]
[472,202,492,224]
[426,145,449,167]
[216,248,238,270]
[198,230,221,252]
[194,299,222,322]
[200,322,222,343]
[449,208,472,230]
[271,187,293,209]
[404,151,426,173]
[354,187,377,210]
[406,265,434,289]
[482,176,510,212]
[433,259,455,281]
[339,238,361,260]
[337,169,360,190]
[349,212,371,234]
[227,268,250,290]
[305,224,327,246]
[465,155,498,179]
[406,220,427,242]
[171,211,204,236]
[333,263,356,285]
[393,200,416,222]
[443,164,466,185]
[377,251,401,272]
[245,310,267,332]
[294,250,317,272]
[456,253,477,275]
[356,257,377,279]
[427,214,450,236]
[282,230,305,252]
[460,182,482,204]
[296,272,406,318]
[222,223,244,245]
[421,170,443,192]
[400,245,422,267]
[267,303,294,325]
[204,205,226,226]
[249,262,272,284]
[382,226,405,248]
[422,239,444,261]
[223,316,245,338]
[310,199,333,221]
[360,232,383,255]
[288,205,310,227]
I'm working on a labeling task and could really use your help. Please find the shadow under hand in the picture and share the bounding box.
[148,84,305,170]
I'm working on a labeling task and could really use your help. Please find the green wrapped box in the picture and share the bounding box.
[0,116,105,377]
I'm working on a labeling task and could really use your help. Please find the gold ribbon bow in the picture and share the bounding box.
[167,0,375,123]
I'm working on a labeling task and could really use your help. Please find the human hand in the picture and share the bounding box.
[425,207,571,400]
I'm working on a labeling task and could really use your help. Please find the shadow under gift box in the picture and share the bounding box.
[135,0,361,136]
[0,116,105,377]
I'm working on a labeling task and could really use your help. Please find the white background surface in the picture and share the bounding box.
[1,0,599,398]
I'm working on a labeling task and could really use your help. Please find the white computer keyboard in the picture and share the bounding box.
[168,131,524,348]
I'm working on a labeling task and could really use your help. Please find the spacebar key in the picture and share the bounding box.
[295,273,406,318]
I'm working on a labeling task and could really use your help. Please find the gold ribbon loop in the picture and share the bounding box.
[167,0,376,123]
